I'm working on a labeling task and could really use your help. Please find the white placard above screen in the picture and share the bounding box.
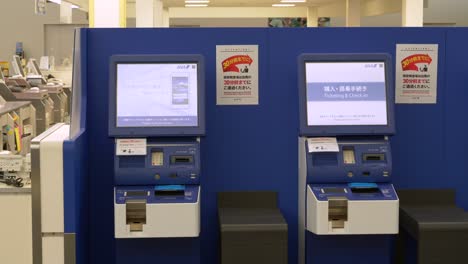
[116,63,198,128]
[305,62,388,126]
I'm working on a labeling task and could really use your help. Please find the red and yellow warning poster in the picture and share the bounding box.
[216,45,259,105]
[396,44,439,104]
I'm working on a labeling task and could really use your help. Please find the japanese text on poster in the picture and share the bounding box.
[396,44,438,104]
[216,45,259,105]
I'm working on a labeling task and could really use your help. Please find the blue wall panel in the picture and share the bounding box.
[64,130,88,264]
[445,29,468,210]
[64,28,89,264]
[83,28,468,264]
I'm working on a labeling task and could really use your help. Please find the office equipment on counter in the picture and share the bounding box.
[218,191,288,264]
[8,55,31,88]
[0,66,4,81]
[8,55,67,125]
[109,54,205,238]
[394,189,468,264]
[11,54,26,78]
[26,58,48,85]
[0,95,36,183]
[26,58,69,123]
[0,81,53,134]
[297,54,398,263]
[2,56,55,134]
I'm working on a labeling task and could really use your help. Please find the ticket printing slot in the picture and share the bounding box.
[126,200,146,232]
[328,197,347,230]
[110,54,205,239]
[298,54,398,263]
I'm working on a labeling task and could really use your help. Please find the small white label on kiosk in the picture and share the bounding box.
[116,138,147,156]
[308,137,339,153]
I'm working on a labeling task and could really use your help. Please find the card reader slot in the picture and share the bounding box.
[350,187,380,193]
[170,155,193,164]
[362,153,385,162]
[154,185,185,197]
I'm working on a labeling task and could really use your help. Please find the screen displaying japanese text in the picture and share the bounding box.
[305,62,387,126]
[116,63,198,127]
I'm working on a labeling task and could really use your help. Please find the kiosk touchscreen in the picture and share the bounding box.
[109,55,205,238]
[297,53,398,263]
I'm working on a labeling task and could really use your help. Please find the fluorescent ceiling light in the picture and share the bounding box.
[272,4,295,7]
[185,4,208,7]
[185,0,210,3]
[48,0,62,4]
[281,0,306,2]
[71,4,80,9]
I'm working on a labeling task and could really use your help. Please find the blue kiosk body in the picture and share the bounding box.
[108,54,205,239]
[297,53,399,264]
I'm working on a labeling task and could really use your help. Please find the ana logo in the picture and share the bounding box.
[401,54,432,72]
[177,65,190,69]
[222,55,253,73]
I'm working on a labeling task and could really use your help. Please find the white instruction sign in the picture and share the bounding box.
[396,44,439,104]
[216,45,259,105]
[39,56,50,70]
[308,138,339,153]
[116,138,147,156]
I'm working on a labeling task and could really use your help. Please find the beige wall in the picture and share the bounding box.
[0,1,88,62]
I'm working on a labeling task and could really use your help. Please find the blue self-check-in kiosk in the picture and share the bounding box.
[297,54,399,263]
[108,54,205,238]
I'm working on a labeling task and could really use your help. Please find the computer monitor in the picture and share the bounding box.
[108,54,205,137]
[298,53,395,136]
[30,59,43,76]
[12,55,25,77]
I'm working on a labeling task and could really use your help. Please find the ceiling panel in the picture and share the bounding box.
[65,0,89,11]
[128,0,341,8]
[74,0,342,12]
